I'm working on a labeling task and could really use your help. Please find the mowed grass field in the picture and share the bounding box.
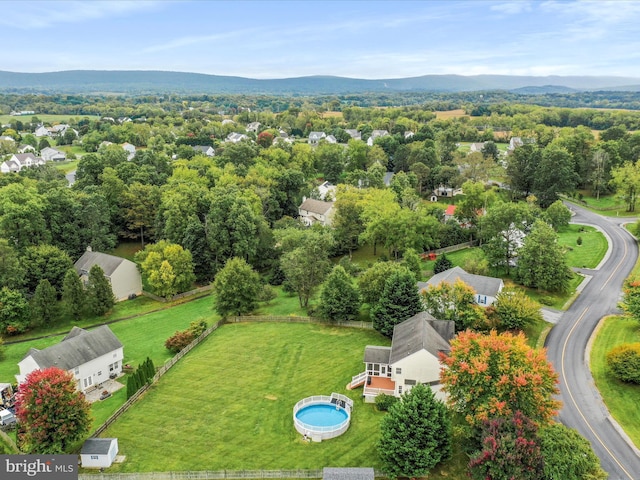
[0,114,99,124]
[559,224,608,269]
[101,322,390,472]
[591,315,640,448]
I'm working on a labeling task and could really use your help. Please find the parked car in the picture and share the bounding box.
[0,409,16,426]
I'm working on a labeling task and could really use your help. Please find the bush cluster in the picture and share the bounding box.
[164,320,208,354]
[606,343,640,383]
[126,357,156,399]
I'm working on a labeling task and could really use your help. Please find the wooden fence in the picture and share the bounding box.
[432,240,479,255]
[91,318,225,437]
[225,316,373,330]
[141,285,214,303]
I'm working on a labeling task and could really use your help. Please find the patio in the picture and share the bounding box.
[84,378,125,403]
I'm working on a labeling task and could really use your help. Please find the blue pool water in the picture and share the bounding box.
[295,404,348,427]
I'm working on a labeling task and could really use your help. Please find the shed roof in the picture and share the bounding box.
[81,438,117,455]
[24,326,122,371]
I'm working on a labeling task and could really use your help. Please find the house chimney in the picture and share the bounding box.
[86,246,92,252]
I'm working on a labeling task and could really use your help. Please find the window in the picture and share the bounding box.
[395,368,402,374]
[97,371,102,376]
[404,379,416,385]
[398,386,403,394]
[74,368,79,375]
[90,456,98,460]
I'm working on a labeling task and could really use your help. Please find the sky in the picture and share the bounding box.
[3,0,640,79]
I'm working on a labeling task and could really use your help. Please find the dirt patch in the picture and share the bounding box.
[264,394,278,401]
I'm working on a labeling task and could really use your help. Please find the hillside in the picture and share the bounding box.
[0,70,639,95]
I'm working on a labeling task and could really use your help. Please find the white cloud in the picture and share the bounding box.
[0,1,162,29]
[490,1,533,15]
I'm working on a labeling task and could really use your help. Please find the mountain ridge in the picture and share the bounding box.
[0,70,639,95]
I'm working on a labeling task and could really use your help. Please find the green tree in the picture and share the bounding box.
[489,288,543,331]
[371,269,422,337]
[606,343,640,384]
[0,238,25,290]
[15,367,91,453]
[331,185,365,256]
[0,287,30,335]
[358,261,407,306]
[31,279,58,327]
[401,248,422,280]
[120,182,161,247]
[441,330,560,427]
[539,423,607,480]
[319,265,361,321]
[621,276,640,321]
[86,264,115,316]
[21,244,73,294]
[0,182,49,250]
[533,145,578,208]
[421,279,486,331]
[543,200,572,231]
[469,411,543,480]
[516,220,573,292]
[61,268,85,320]
[135,240,196,298]
[610,160,640,212]
[590,150,610,200]
[506,144,541,199]
[378,384,451,478]
[433,253,453,274]
[455,180,496,228]
[213,257,261,317]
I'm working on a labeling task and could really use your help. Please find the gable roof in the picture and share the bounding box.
[444,205,456,216]
[420,266,503,297]
[74,250,131,277]
[363,345,391,364]
[309,131,326,140]
[299,198,333,215]
[24,325,122,371]
[389,312,454,364]
[81,438,117,455]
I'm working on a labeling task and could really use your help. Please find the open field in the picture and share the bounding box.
[559,224,608,269]
[102,322,390,471]
[591,315,640,448]
[434,109,468,120]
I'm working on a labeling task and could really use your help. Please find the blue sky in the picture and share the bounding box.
[4,0,640,79]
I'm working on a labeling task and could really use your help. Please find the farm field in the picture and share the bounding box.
[101,322,390,471]
[0,113,99,124]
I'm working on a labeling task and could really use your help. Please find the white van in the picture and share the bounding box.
[0,409,16,426]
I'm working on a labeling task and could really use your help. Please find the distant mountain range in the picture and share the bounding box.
[0,70,639,95]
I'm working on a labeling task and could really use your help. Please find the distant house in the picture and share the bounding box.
[418,266,504,306]
[316,181,337,201]
[348,312,454,401]
[34,125,51,137]
[298,198,335,226]
[221,119,235,125]
[0,153,45,173]
[245,121,261,133]
[383,171,395,187]
[192,145,215,157]
[74,247,142,302]
[469,142,485,153]
[308,131,327,145]
[345,129,361,141]
[81,438,119,469]
[40,146,67,162]
[17,144,36,153]
[325,135,337,144]
[17,325,124,392]
[0,135,15,143]
[122,143,136,160]
[508,137,524,151]
[225,132,249,143]
[444,204,457,222]
[404,131,415,140]
[432,185,463,199]
[367,129,389,146]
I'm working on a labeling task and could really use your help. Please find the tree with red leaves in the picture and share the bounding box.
[15,367,91,453]
[440,330,560,427]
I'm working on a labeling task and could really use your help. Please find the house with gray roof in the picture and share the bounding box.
[74,247,142,302]
[298,198,335,226]
[0,153,45,173]
[418,266,504,306]
[349,312,454,402]
[308,131,326,145]
[40,146,67,162]
[367,129,389,146]
[192,145,215,157]
[81,438,119,469]
[17,325,124,392]
[345,129,361,141]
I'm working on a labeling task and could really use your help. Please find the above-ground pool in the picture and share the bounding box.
[293,394,353,442]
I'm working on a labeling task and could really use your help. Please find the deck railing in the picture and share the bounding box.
[349,371,368,389]
[363,386,395,396]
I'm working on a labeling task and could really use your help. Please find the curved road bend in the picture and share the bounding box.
[545,204,639,479]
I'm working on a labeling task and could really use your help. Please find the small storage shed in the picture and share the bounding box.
[81,438,119,469]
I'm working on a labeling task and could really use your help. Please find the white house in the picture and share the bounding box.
[17,325,124,392]
[245,121,261,133]
[348,312,454,402]
[418,266,504,306]
[40,146,67,162]
[325,135,337,144]
[225,132,249,143]
[345,129,361,141]
[308,131,326,145]
[298,198,334,226]
[367,129,389,146]
[469,142,485,153]
[0,153,45,173]
[17,144,36,154]
[74,248,142,302]
[0,135,15,143]
[81,438,119,469]
[192,145,215,157]
[34,125,51,137]
[316,181,337,201]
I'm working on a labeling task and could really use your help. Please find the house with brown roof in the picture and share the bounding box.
[17,325,124,392]
[74,247,142,302]
[298,198,335,226]
[348,312,454,402]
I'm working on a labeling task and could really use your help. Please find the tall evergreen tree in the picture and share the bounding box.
[31,279,58,327]
[87,265,115,316]
[378,384,452,478]
[61,268,85,320]
[319,265,361,321]
[371,269,422,337]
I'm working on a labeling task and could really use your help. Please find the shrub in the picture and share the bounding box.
[577,236,583,246]
[187,320,208,338]
[539,296,555,306]
[165,330,196,354]
[257,284,277,303]
[606,343,640,383]
[375,393,398,411]
[434,253,453,274]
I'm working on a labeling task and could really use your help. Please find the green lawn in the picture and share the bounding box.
[558,224,607,269]
[101,322,390,472]
[0,114,99,124]
[591,315,640,448]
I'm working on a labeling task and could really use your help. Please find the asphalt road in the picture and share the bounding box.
[545,204,640,479]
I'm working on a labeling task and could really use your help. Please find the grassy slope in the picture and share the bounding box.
[590,316,640,447]
[102,322,390,472]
